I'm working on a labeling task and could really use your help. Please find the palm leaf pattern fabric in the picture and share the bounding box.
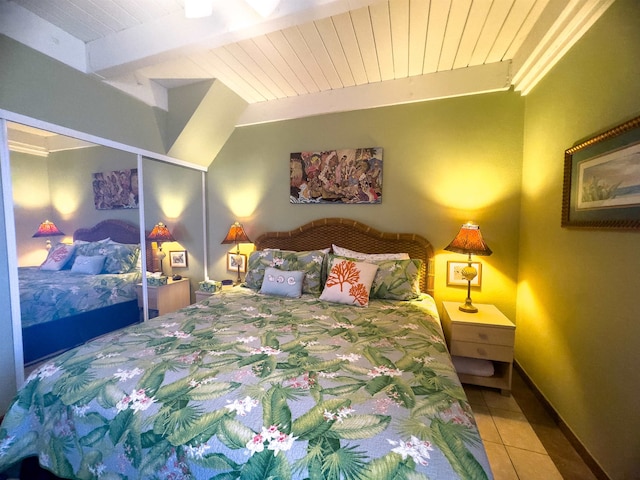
[19,267,141,328]
[0,289,492,479]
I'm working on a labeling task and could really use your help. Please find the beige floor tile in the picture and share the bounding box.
[490,409,547,454]
[482,389,522,412]
[483,440,519,480]
[506,446,564,480]
[464,385,487,407]
[472,404,503,444]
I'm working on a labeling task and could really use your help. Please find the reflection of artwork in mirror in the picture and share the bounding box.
[169,250,188,268]
[227,253,247,273]
[92,168,139,210]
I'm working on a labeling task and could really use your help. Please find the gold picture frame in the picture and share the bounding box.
[562,115,640,229]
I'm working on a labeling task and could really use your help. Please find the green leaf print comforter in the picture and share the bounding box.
[0,288,493,479]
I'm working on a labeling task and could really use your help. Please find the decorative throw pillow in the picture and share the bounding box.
[245,249,326,295]
[40,243,76,271]
[331,244,410,261]
[369,258,423,300]
[71,255,106,274]
[102,242,140,274]
[260,267,305,298]
[319,258,378,307]
[72,240,108,266]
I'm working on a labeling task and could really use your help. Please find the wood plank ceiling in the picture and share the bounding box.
[0,0,615,125]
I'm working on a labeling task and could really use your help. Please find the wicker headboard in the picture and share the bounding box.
[73,219,150,268]
[73,219,140,244]
[254,218,435,297]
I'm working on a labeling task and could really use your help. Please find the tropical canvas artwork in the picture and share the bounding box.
[290,147,382,204]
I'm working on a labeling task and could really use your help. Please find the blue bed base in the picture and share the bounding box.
[22,299,140,366]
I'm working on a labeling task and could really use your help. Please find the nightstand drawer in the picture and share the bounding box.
[450,341,513,362]
[450,324,514,346]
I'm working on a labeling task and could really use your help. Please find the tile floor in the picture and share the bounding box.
[465,369,599,480]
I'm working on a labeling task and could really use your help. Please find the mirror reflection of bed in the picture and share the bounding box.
[20,219,144,366]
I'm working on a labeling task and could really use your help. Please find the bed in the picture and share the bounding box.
[0,218,493,479]
[20,219,143,365]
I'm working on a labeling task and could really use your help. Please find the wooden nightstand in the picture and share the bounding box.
[137,277,191,318]
[441,301,515,395]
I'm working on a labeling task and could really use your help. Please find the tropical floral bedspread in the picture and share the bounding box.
[0,288,493,479]
[19,267,142,328]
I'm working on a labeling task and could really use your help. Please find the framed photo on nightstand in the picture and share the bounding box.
[227,253,247,273]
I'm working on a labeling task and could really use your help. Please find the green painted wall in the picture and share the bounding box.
[0,36,167,156]
[207,91,525,320]
[46,145,139,227]
[11,151,52,266]
[142,158,205,299]
[518,0,640,478]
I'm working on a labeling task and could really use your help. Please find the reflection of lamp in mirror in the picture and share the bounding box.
[444,222,492,313]
[147,222,175,273]
[221,221,251,286]
[33,220,65,249]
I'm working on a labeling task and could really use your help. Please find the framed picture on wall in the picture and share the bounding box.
[227,253,247,273]
[169,250,188,268]
[290,147,383,204]
[447,261,482,287]
[562,115,640,229]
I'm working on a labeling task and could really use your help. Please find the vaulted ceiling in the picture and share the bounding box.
[1,0,614,127]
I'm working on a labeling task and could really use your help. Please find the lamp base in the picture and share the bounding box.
[459,302,478,313]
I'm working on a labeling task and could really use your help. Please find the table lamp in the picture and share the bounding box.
[221,221,251,285]
[147,222,175,272]
[33,220,65,249]
[444,222,492,313]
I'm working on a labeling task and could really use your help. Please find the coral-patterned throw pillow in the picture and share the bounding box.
[40,243,75,271]
[319,258,378,307]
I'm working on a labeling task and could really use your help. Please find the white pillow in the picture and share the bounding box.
[452,356,495,377]
[332,244,409,261]
[260,267,305,298]
[320,258,378,307]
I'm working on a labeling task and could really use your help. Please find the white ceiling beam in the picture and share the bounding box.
[237,61,511,126]
[0,1,87,72]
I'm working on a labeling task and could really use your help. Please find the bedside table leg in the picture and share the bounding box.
[500,388,511,396]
